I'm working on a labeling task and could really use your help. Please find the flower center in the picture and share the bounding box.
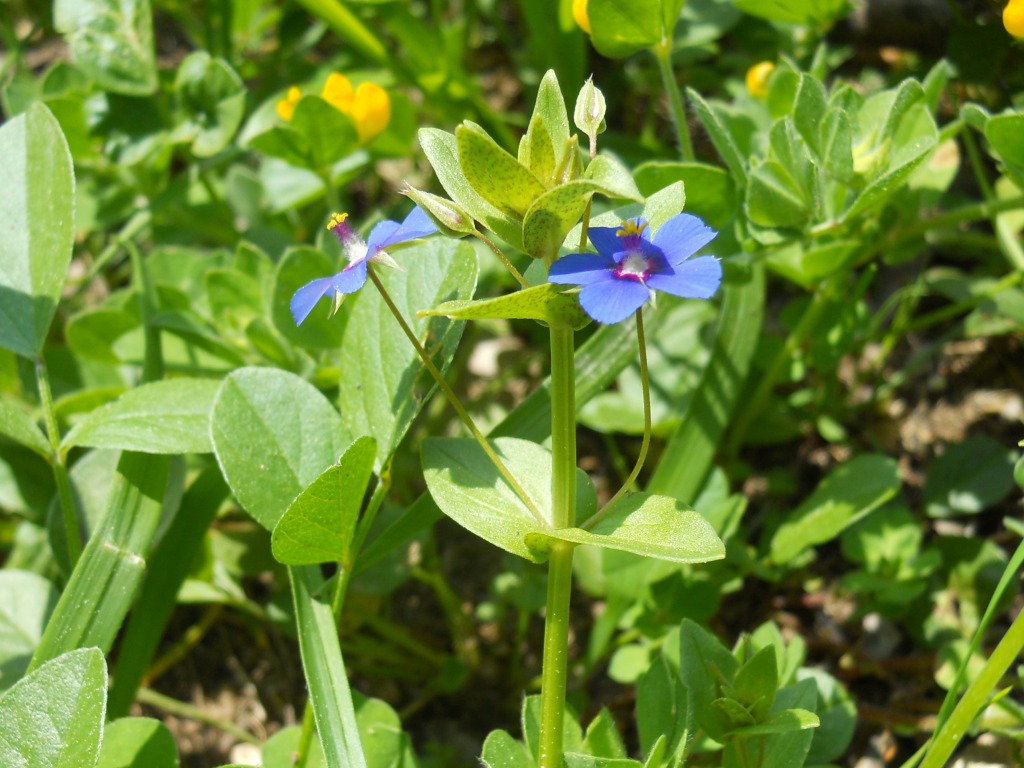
[327,212,369,265]
[616,250,650,282]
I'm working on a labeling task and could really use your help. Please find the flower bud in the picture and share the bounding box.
[745,61,775,100]
[402,187,477,237]
[574,77,607,142]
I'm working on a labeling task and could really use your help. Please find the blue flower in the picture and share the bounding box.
[291,206,438,325]
[547,214,722,324]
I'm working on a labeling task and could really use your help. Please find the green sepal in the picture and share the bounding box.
[456,121,546,219]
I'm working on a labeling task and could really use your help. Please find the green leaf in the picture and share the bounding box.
[0,399,49,459]
[457,122,546,219]
[211,368,351,530]
[534,69,571,168]
[526,493,725,564]
[728,708,820,738]
[733,0,849,25]
[792,75,827,156]
[523,181,598,260]
[423,283,590,330]
[248,124,311,168]
[770,454,901,564]
[522,695,584,760]
[262,727,325,768]
[844,105,937,221]
[0,647,107,768]
[271,246,344,350]
[54,0,157,95]
[66,306,139,364]
[481,730,533,768]
[62,378,221,454]
[633,162,736,229]
[291,97,360,170]
[107,468,226,719]
[746,159,811,229]
[271,436,377,566]
[821,107,854,182]
[0,570,59,691]
[687,88,747,186]
[581,708,627,758]
[986,112,1024,171]
[33,453,173,666]
[521,113,556,186]
[733,645,778,720]
[924,436,1018,518]
[0,103,75,358]
[96,718,178,768]
[418,128,525,250]
[588,0,663,58]
[337,239,478,467]
[290,566,367,768]
[173,51,246,157]
[421,436,596,561]
[584,155,644,201]
[678,619,738,742]
[880,78,925,147]
[637,657,688,761]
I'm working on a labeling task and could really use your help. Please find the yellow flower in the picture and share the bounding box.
[573,0,591,34]
[321,72,391,143]
[745,61,775,100]
[276,86,302,121]
[1005,0,1024,38]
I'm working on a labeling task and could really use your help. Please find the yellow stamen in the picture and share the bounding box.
[616,219,649,238]
[327,212,349,230]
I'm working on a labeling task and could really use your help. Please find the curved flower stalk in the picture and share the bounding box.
[548,213,723,324]
[290,207,437,325]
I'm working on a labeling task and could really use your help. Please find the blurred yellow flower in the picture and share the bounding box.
[276,73,391,144]
[1005,0,1024,38]
[275,86,302,121]
[573,0,591,34]
[321,72,390,143]
[745,61,775,100]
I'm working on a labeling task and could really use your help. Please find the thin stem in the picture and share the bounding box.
[367,268,546,525]
[144,605,224,685]
[654,43,695,162]
[538,324,579,768]
[578,136,598,251]
[888,194,1024,249]
[473,231,530,287]
[961,128,1024,270]
[295,702,317,768]
[136,687,260,745]
[127,241,164,384]
[919,607,1024,768]
[583,311,651,527]
[538,543,574,768]
[36,358,81,568]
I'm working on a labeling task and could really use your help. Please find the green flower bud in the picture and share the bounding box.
[402,186,477,237]
[574,77,607,142]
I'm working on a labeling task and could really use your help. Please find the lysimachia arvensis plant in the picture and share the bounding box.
[291,71,727,768]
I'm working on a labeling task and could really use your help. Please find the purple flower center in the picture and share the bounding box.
[615,250,651,282]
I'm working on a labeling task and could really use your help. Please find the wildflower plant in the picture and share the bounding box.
[4,3,1024,768]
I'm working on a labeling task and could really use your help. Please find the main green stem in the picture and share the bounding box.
[538,325,577,768]
[919,606,1024,768]
[36,358,81,568]
[654,43,695,162]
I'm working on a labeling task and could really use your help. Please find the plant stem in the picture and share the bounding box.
[919,606,1024,768]
[538,325,578,768]
[36,357,81,568]
[584,311,651,527]
[538,543,574,768]
[367,268,546,524]
[653,43,694,162]
[136,687,261,745]
[961,128,1024,270]
[473,231,530,287]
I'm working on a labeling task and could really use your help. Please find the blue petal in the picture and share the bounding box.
[587,226,625,257]
[366,220,400,252]
[368,206,438,251]
[579,278,650,324]
[646,256,722,299]
[652,213,717,267]
[291,276,335,326]
[548,252,617,285]
[331,259,369,294]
